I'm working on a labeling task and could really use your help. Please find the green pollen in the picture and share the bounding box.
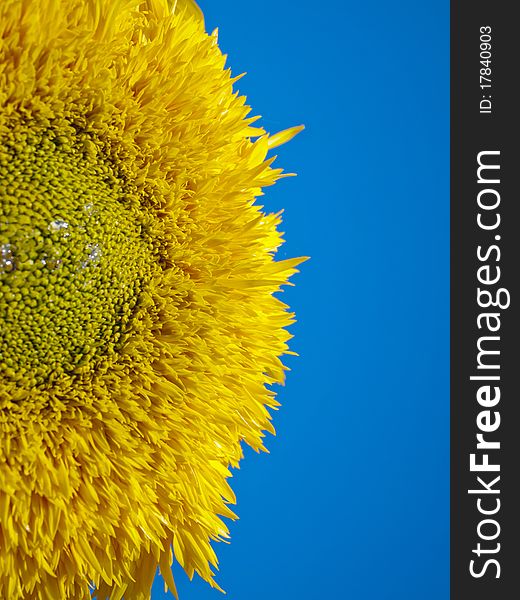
[0,121,153,387]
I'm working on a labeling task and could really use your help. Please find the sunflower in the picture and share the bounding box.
[0,0,304,598]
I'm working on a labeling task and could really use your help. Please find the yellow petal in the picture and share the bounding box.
[267,125,305,149]
[169,0,204,24]
[159,549,179,600]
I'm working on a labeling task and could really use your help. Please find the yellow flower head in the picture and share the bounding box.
[0,0,304,598]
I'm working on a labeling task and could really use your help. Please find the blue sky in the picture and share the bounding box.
[153,1,449,598]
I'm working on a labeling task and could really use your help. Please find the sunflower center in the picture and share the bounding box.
[0,121,153,386]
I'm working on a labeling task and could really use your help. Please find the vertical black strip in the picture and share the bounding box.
[451,2,519,598]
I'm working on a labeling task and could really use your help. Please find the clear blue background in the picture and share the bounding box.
[153,1,449,598]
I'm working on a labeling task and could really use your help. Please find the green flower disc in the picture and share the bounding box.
[0,121,153,387]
